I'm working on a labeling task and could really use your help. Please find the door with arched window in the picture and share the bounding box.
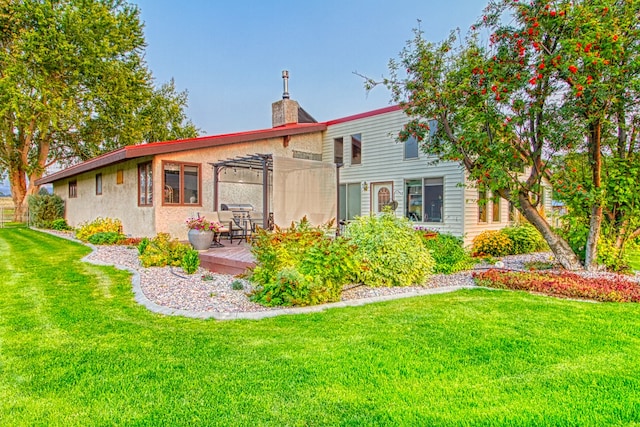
[372,182,394,213]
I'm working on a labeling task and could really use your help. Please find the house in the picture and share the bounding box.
[322,106,550,245]
[35,76,336,239]
[36,73,551,244]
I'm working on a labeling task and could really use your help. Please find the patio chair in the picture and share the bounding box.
[217,210,250,244]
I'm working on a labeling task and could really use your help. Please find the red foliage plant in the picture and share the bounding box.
[473,269,640,303]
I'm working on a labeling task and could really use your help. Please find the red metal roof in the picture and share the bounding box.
[324,105,402,126]
[35,122,326,185]
[36,105,403,185]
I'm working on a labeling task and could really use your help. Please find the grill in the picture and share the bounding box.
[220,203,254,212]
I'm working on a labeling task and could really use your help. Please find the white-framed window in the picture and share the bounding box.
[405,178,443,223]
[339,183,361,221]
[404,136,418,159]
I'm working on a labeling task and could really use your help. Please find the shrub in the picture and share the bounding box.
[51,218,72,231]
[137,237,150,255]
[472,230,513,257]
[473,269,640,303]
[76,217,123,242]
[248,217,357,306]
[87,231,125,245]
[345,212,434,287]
[420,232,474,274]
[231,279,245,290]
[28,193,65,228]
[181,249,200,274]
[138,233,190,268]
[501,223,547,254]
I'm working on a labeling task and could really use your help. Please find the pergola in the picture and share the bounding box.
[211,153,339,232]
[211,153,272,230]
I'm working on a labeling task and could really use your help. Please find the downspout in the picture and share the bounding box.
[336,163,343,236]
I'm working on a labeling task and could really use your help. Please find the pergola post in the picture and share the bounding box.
[262,156,269,230]
[213,164,219,210]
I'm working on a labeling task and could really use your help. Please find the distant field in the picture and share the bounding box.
[0,197,12,208]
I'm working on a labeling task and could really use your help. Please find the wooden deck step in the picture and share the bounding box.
[198,242,255,276]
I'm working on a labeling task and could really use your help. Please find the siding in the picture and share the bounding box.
[323,109,466,237]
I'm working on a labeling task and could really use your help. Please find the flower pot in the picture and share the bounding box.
[188,229,214,250]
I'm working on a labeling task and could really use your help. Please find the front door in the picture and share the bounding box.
[371,182,394,213]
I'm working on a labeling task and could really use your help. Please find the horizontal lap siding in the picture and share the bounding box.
[323,109,466,238]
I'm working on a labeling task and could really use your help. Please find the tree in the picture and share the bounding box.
[0,0,199,221]
[362,0,639,271]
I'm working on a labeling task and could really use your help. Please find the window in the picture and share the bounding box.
[351,133,361,165]
[339,183,361,221]
[424,178,443,222]
[334,138,344,164]
[404,178,443,223]
[95,173,102,195]
[116,169,124,185]
[138,162,153,206]
[404,136,418,159]
[68,180,77,198]
[492,193,500,222]
[162,161,200,206]
[478,189,487,222]
[405,180,422,221]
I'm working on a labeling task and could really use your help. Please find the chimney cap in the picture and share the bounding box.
[282,70,290,99]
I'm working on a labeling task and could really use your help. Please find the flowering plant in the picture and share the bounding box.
[185,216,222,232]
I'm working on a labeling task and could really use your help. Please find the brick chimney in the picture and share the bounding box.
[272,70,299,127]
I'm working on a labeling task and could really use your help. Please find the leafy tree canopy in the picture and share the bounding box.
[0,0,199,219]
[362,0,639,270]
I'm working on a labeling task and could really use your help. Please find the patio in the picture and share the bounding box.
[198,240,255,275]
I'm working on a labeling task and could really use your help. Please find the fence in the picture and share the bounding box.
[0,202,29,228]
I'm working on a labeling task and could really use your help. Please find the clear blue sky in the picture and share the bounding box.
[133,0,485,135]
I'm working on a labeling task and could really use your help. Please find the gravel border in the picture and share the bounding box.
[36,228,636,320]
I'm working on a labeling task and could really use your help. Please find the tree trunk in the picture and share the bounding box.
[518,192,583,271]
[9,167,28,222]
[584,121,603,271]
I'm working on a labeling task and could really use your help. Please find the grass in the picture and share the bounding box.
[2,228,640,426]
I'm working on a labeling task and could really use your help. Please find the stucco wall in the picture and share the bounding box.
[53,157,156,237]
[153,132,323,239]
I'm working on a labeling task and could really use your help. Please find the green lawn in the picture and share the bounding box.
[2,228,640,426]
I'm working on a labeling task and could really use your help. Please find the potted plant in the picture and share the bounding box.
[185,216,222,250]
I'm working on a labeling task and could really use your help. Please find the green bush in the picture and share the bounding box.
[472,230,513,257]
[87,231,125,245]
[248,218,357,306]
[137,237,150,255]
[51,218,72,231]
[558,218,630,272]
[28,193,65,228]
[345,212,434,287]
[138,233,191,268]
[181,249,200,274]
[421,232,474,274]
[501,223,547,254]
[76,217,123,242]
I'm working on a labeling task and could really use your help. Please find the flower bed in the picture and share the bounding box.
[473,269,640,302]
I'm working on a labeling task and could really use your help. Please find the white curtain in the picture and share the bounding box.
[272,156,337,227]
